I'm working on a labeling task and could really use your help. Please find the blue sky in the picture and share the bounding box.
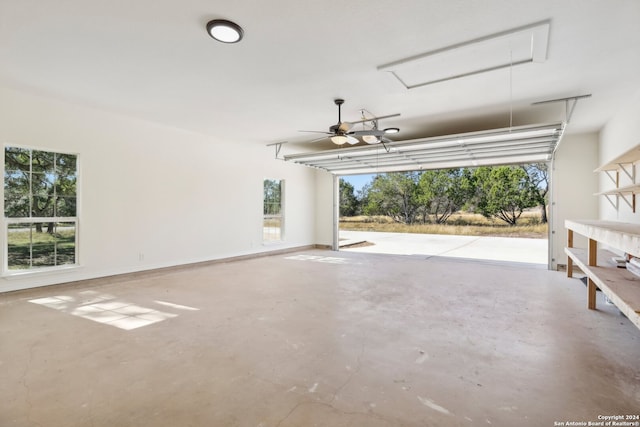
[340,174,376,194]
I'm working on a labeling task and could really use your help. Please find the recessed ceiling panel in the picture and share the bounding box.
[378,20,550,89]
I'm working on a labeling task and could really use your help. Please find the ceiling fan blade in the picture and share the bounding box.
[349,113,401,126]
[338,122,352,133]
[307,136,331,143]
[298,130,333,135]
[349,129,386,137]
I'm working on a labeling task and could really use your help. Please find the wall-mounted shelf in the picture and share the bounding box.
[594,144,640,172]
[594,183,640,195]
[594,183,640,211]
[594,144,640,213]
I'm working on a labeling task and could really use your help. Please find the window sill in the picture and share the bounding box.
[2,264,82,280]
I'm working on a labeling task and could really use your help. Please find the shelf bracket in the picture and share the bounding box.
[604,170,617,185]
[618,192,634,209]
[617,162,635,181]
[603,194,618,209]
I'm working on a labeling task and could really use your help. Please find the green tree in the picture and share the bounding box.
[521,163,549,224]
[473,166,539,225]
[339,179,359,216]
[4,148,77,233]
[263,179,281,215]
[357,184,370,216]
[363,172,421,224]
[418,168,474,224]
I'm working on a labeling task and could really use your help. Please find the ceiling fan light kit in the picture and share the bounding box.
[300,99,401,146]
[331,135,359,145]
[362,135,380,144]
[331,135,348,145]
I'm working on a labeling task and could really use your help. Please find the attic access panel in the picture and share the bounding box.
[284,122,565,175]
[378,21,550,89]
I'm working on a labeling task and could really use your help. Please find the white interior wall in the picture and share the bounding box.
[0,87,320,292]
[313,171,335,248]
[550,132,599,270]
[598,90,640,223]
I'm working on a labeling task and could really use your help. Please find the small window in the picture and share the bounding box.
[263,179,283,242]
[4,146,78,272]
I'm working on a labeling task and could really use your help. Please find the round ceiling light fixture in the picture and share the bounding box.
[384,127,400,134]
[330,135,348,145]
[362,135,380,144]
[206,19,244,43]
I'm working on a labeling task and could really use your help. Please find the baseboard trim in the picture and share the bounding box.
[3,244,330,296]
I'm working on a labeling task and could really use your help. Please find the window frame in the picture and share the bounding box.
[2,144,80,275]
[263,178,284,243]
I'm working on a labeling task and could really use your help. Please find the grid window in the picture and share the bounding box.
[4,147,78,272]
[263,179,283,242]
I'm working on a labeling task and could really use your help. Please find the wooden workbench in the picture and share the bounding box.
[565,219,640,330]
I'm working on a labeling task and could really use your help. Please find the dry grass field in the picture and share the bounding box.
[339,211,548,238]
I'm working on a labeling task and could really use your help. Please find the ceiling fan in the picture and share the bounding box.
[299,99,400,146]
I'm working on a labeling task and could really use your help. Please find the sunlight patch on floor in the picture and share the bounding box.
[28,290,198,330]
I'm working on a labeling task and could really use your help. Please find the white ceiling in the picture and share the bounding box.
[1,1,639,150]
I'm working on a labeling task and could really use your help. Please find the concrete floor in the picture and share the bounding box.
[339,231,548,266]
[1,249,639,427]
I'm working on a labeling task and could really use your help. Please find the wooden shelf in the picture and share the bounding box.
[594,183,640,196]
[593,145,639,212]
[565,247,640,330]
[594,144,640,172]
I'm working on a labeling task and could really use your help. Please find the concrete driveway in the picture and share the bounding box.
[339,230,548,267]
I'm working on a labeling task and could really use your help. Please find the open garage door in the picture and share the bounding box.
[284,123,564,175]
[285,123,563,268]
